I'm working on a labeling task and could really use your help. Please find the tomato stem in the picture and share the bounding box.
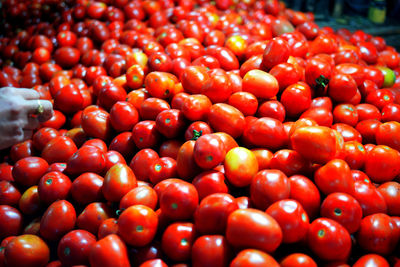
[191,130,203,140]
[315,75,329,89]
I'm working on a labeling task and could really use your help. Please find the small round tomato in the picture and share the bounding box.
[307,218,351,261]
[119,185,158,210]
[280,82,312,118]
[191,235,230,267]
[110,101,139,132]
[81,105,112,141]
[228,92,258,116]
[328,73,358,103]
[98,218,119,240]
[300,107,333,127]
[181,66,210,94]
[257,100,285,122]
[352,181,388,217]
[280,253,317,267]
[192,171,229,200]
[32,127,60,152]
[376,121,400,151]
[269,149,311,177]
[41,136,78,164]
[201,69,232,103]
[103,163,137,202]
[71,173,104,205]
[364,145,400,183]
[89,234,130,267]
[130,149,159,182]
[242,69,279,99]
[148,157,178,185]
[353,254,390,267]
[40,200,76,241]
[155,109,186,139]
[38,171,72,205]
[243,117,287,150]
[118,205,158,247]
[342,141,366,170]
[194,134,226,170]
[314,159,354,195]
[262,38,291,70]
[0,205,22,239]
[19,186,41,215]
[132,120,161,149]
[230,249,279,267]
[161,222,196,262]
[77,202,113,235]
[66,145,106,176]
[266,199,309,243]
[381,103,400,122]
[0,181,19,207]
[226,208,282,253]
[57,230,96,266]
[224,147,258,187]
[194,193,238,235]
[181,94,212,122]
[377,182,400,216]
[357,213,398,255]
[333,104,358,127]
[4,234,49,267]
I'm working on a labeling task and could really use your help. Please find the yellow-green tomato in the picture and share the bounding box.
[377,66,396,88]
[224,147,258,187]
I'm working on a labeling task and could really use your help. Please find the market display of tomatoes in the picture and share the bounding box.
[1,0,400,266]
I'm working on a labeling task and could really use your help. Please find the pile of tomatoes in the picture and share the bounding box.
[1,0,400,266]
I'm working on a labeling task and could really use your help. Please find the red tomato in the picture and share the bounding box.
[191,235,230,267]
[81,105,112,140]
[289,175,321,220]
[0,205,22,239]
[40,200,76,241]
[130,149,159,182]
[353,254,390,267]
[351,181,388,217]
[176,140,202,180]
[11,157,48,187]
[281,82,312,118]
[57,230,96,266]
[194,193,238,235]
[110,101,139,132]
[155,109,186,139]
[71,172,104,205]
[181,94,212,122]
[77,202,113,235]
[192,171,229,200]
[148,157,177,185]
[98,218,119,240]
[262,38,291,70]
[119,185,158,210]
[118,205,158,247]
[161,222,196,262]
[364,145,400,183]
[194,134,226,170]
[19,186,41,215]
[226,208,282,253]
[4,234,49,267]
[38,171,72,205]
[228,92,258,116]
[328,73,358,103]
[378,182,400,216]
[376,121,400,151]
[307,218,351,261]
[89,234,130,267]
[66,145,106,175]
[242,69,279,99]
[269,149,311,177]
[280,253,318,267]
[103,163,137,202]
[243,117,287,150]
[230,249,279,267]
[41,136,78,164]
[208,103,246,139]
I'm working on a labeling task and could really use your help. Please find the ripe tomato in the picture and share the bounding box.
[191,235,230,267]
[102,163,137,202]
[118,205,158,247]
[194,134,226,170]
[242,69,279,99]
[57,230,96,266]
[38,171,72,205]
[119,185,158,210]
[155,109,186,139]
[262,38,291,70]
[176,140,202,180]
[11,157,48,187]
[243,117,287,150]
[110,101,139,132]
[364,145,400,183]
[19,186,41,215]
[77,202,113,235]
[181,94,212,122]
[208,103,246,139]
[280,82,312,118]
[41,136,78,164]
[378,182,400,216]
[81,105,112,140]
[224,147,258,187]
[353,254,390,267]
[0,205,22,239]
[280,253,318,267]
[89,234,130,267]
[289,175,321,220]
[66,145,106,176]
[148,157,178,184]
[71,172,104,205]
[192,171,229,200]
[161,222,196,262]
[307,218,351,261]
[230,249,279,267]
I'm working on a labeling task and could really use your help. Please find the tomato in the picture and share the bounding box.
[18,186,41,215]
[120,185,158,210]
[0,181,19,207]
[103,163,137,202]
[40,200,76,241]
[228,92,258,116]
[364,145,400,183]
[57,230,96,266]
[71,172,104,205]
[376,121,400,151]
[280,253,318,267]
[377,66,396,88]
[66,145,105,176]
[307,218,351,261]
[90,234,130,267]
[230,249,279,267]
[191,235,230,267]
[381,103,400,122]
[130,149,159,182]
[37,171,71,205]
[155,109,186,139]
[357,213,399,255]
[148,157,177,185]
[77,202,113,235]
[242,69,279,99]
[193,134,226,170]
[0,205,22,239]
[4,234,49,267]
[159,180,198,220]
[243,117,287,150]
[207,103,246,139]
[192,171,228,200]
[314,159,354,195]
[351,181,388,217]
[328,73,358,103]
[305,57,331,91]
[181,66,210,94]
[181,94,212,122]
[118,205,158,247]
[32,127,60,152]
[289,175,321,220]
[98,218,119,239]
[81,105,112,141]
[110,101,139,132]
[224,147,258,187]
[378,182,400,216]
[176,140,202,180]
[280,82,312,118]
[226,208,282,253]
[269,149,311,177]
[41,136,77,164]
[161,222,196,262]
[353,254,390,267]
[261,38,291,70]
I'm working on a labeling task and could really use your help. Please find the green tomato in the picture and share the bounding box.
[377,66,396,88]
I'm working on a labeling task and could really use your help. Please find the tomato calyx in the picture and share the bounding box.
[315,75,329,89]
[191,130,203,141]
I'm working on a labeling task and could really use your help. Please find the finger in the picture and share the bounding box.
[24,99,53,117]
[15,88,40,100]
[22,129,33,142]
[25,115,40,130]
[37,101,53,122]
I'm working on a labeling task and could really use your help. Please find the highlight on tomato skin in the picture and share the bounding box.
[1,0,400,266]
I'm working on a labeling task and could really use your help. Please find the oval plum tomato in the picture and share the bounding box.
[333,104,359,127]
[98,218,119,239]
[352,180,388,216]
[357,213,399,255]
[145,71,176,99]
[89,234,130,267]
[12,157,49,187]
[194,193,238,235]
[320,193,362,234]
[269,149,311,177]
[81,105,112,140]
[118,205,158,247]
[40,200,76,241]
[192,171,229,200]
[342,141,366,170]
[0,205,22,239]
[32,127,60,152]
[240,55,263,78]
[364,145,400,183]
[54,47,80,68]
[130,149,159,182]
[201,69,232,103]
[376,121,400,151]
[71,173,103,205]
[132,120,161,149]
[119,185,158,210]
[262,38,291,70]
[161,222,196,262]
[269,62,302,92]
[307,218,351,261]
[4,234,49,267]
[356,103,381,121]
[38,171,71,205]
[159,180,198,220]
[353,254,390,267]
[266,199,309,243]
[57,230,96,267]
[257,100,286,122]
[377,182,400,216]
[280,253,318,267]
[77,202,113,235]
[191,235,230,267]
[289,175,321,220]
[193,134,226,170]
[19,186,41,215]
[228,92,258,116]
[381,103,400,122]
[250,169,290,210]
[230,249,279,267]
[110,101,139,132]
[280,82,312,118]
[314,159,354,195]
[226,208,282,253]
[103,163,137,202]
[300,107,333,127]
[328,73,358,103]
[291,126,340,164]
[181,66,211,94]
[66,145,106,176]
[242,69,279,99]
[208,103,245,139]
[54,83,84,114]
[224,147,258,187]
[41,136,77,164]
[155,109,186,139]
[148,157,178,185]
[243,117,287,150]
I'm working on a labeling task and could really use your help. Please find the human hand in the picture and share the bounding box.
[0,87,53,150]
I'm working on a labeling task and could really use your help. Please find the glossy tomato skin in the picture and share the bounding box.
[280,253,318,267]
[364,145,400,183]
[19,186,41,215]
[161,222,196,262]
[242,69,279,99]
[224,147,259,187]
[176,140,202,180]
[320,193,362,233]
[41,136,78,164]
[57,230,96,266]
[148,157,178,185]
[38,171,72,205]
[208,103,246,139]
[155,109,186,139]
[81,105,112,141]
[226,208,282,253]
[132,120,161,149]
[352,180,388,217]
[191,235,231,267]
[40,200,76,241]
[289,175,321,220]
[357,213,399,255]
[77,202,113,235]
[376,121,400,151]
[230,249,279,267]
[103,163,137,202]
[130,149,159,182]
[281,82,312,118]
[378,182,400,216]
[353,254,390,267]
[0,181,20,207]
[71,172,104,205]
[90,234,130,267]
[119,185,158,210]
[66,145,106,176]
[0,205,22,239]
[110,101,139,132]
[269,149,312,177]
[192,171,228,200]
[12,157,49,187]
[194,134,226,170]
[307,218,351,261]
[118,205,158,247]
[4,234,50,267]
